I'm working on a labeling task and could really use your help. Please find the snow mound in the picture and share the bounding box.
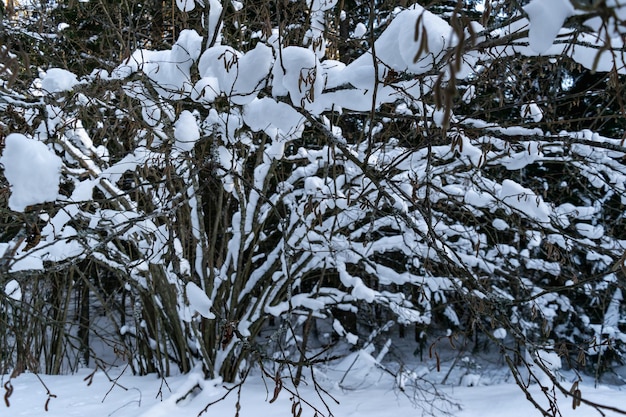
[174,110,200,152]
[272,46,324,112]
[196,43,273,105]
[243,97,305,143]
[114,29,203,100]
[499,179,551,223]
[176,0,195,12]
[4,279,22,301]
[523,0,574,54]
[0,133,62,212]
[342,5,455,90]
[40,68,79,93]
[186,282,215,319]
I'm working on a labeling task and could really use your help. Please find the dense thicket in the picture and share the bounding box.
[1,1,626,415]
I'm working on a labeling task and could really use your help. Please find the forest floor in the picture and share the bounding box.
[3,344,626,417]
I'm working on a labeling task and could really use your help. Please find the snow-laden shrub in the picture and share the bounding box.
[1,1,626,415]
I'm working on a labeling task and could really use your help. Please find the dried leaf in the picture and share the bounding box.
[4,381,13,407]
[269,377,282,404]
[449,334,456,350]
[414,13,424,42]
[572,386,582,410]
[292,401,302,417]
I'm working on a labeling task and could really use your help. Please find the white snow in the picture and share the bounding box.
[207,0,224,43]
[523,0,575,54]
[197,42,273,105]
[3,4,626,417]
[353,22,367,38]
[493,328,507,339]
[174,110,200,152]
[272,46,323,111]
[186,282,216,319]
[231,43,273,105]
[66,119,94,149]
[520,102,543,122]
[114,30,203,100]
[492,218,509,231]
[3,363,625,417]
[191,76,220,103]
[498,179,551,223]
[176,0,195,12]
[198,45,241,96]
[603,288,623,329]
[0,133,63,212]
[242,97,305,142]
[4,279,22,301]
[575,223,604,239]
[308,0,337,12]
[40,68,79,93]
[526,348,563,386]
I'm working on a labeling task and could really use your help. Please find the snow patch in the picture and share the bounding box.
[40,68,79,93]
[242,97,305,142]
[176,0,195,12]
[523,0,574,54]
[0,133,62,212]
[520,102,543,122]
[493,328,507,339]
[498,179,550,224]
[174,110,200,152]
[4,279,22,301]
[186,282,216,319]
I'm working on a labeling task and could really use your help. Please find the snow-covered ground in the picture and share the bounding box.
[4,353,625,417]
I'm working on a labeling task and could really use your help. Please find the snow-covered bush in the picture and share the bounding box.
[2,0,626,414]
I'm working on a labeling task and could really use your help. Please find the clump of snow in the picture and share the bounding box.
[0,133,62,212]
[40,68,79,93]
[176,0,195,12]
[520,102,543,122]
[207,0,224,43]
[197,43,273,105]
[308,0,338,12]
[492,218,509,231]
[500,142,543,170]
[493,328,507,339]
[174,110,200,152]
[231,43,273,105]
[186,282,216,319]
[354,22,367,38]
[242,97,305,142]
[343,5,454,87]
[575,223,604,239]
[462,85,476,104]
[460,373,481,387]
[191,76,220,103]
[525,348,562,386]
[272,46,323,111]
[66,119,94,149]
[114,30,203,100]
[332,319,358,345]
[333,350,382,390]
[523,0,574,54]
[603,288,623,329]
[499,179,551,223]
[4,279,22,301]
[198,46,241,97]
